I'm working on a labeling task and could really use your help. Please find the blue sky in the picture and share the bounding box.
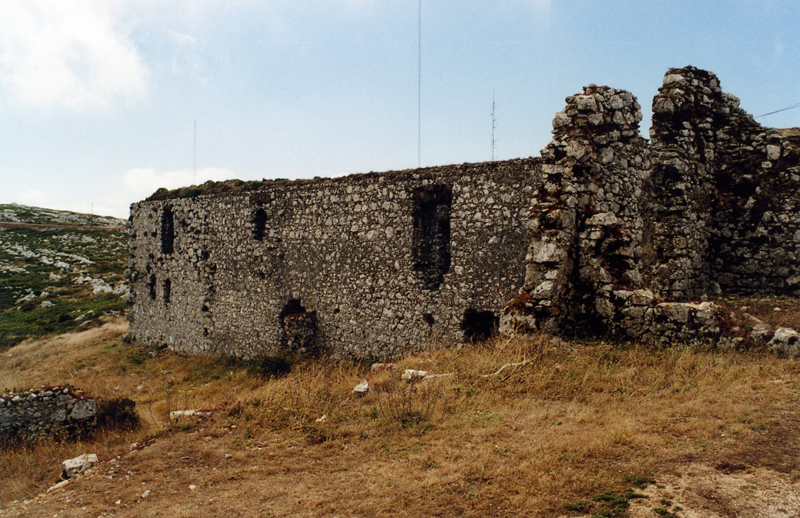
[1,0,799,218]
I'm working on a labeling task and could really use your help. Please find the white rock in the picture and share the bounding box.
[769,327,800,357]
[663,73,687,86]
[352,379,369,395]
[141,490,151,499]
[574,94,598,112]
[62,453,98,479]
[47,480,70,493]
[169,409,210,420]
[401,369,428,382]
[766,144,781,161]
[586,212,619,227]
[531,241,565,263]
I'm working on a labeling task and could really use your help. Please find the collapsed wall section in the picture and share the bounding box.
[647,67,800,299]
[128,160,538,359]
[0,387,97,444]
[501,85,651,338]
[502,66,800,346]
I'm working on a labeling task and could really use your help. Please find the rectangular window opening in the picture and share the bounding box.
[412,184,452,290]
[161,207,175,254]
[252,207,267,241]
[163,278,171,305]
[148,274,156,300]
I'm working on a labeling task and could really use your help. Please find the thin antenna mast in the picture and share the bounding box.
[193,120,197,184]
[417,0,421,168]
[491,92,496,161]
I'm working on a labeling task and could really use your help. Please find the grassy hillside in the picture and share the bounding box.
[0,205,128,348]
[0,203,125,227]
[1,319,799,517]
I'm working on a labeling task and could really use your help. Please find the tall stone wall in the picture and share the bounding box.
[647,67,800,299]
[128,160,537,359]
[503,66,800,345]
[500,86,651,337]
[129,66,800,356]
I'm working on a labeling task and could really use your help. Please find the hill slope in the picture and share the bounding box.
[1,321,800,517]
[0,205,128,347]
[0,204,125,228]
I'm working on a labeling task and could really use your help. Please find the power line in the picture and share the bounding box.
[417,0,422,168]
[755,102,800,119]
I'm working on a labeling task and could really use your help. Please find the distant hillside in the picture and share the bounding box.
[0,205,128,347]
[0,203,125,227]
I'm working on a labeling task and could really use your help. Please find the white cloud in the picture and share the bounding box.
[18,189,50,207]
[0,1,148,111]
[166,29,207,85]
[124,167,238,199]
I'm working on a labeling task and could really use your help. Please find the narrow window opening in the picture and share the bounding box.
[148,275,156,300]
[163,279,171,305]
[412,185,452,290]
[252,208,267,241]
[161,207,175,254]
[461,309,498,342]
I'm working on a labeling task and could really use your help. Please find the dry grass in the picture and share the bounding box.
[1,317,800,516]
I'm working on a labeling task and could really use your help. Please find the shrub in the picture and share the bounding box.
[96,397,140,431]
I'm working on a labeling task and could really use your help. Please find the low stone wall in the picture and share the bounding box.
[0,387,97,444]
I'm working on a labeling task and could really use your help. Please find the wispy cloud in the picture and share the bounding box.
[17,189,50,207]
[166,29,208,85]
[0,1,148,112]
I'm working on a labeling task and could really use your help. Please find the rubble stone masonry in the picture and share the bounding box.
[129,67,800,358]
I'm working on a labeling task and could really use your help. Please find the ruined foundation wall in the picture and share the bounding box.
[0,387,97,443]
[129,160,538,359]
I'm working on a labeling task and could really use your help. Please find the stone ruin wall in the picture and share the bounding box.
[129,66,800,358]
[128,162,537,359]
[0,387,97,444]
[502,66,800,346]
[648,68,800,300]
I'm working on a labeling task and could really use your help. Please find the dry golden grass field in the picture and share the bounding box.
[0,301,799,517]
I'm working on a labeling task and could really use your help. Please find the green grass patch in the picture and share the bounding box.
[0,293,126,348]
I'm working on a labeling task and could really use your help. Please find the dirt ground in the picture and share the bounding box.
[1,318,800,517]
[3,418,800,518]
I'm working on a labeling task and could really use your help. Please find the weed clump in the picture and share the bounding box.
[245,356,292,379]
[96,397,140,431]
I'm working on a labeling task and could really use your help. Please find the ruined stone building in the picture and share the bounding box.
[128,67,800,358]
